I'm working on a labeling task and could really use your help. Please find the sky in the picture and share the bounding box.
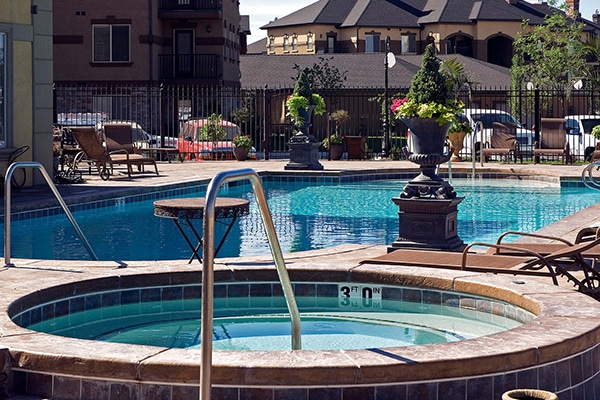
[240,0,599,45]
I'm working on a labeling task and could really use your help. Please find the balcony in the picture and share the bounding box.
[158,0,222,19]
[159,54,222,81]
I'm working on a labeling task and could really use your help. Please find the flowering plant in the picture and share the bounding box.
[592,125,600,140]
[390,44,462,126]
[447,118,473,134]
[286,69,326,127]
[233,134,253,150]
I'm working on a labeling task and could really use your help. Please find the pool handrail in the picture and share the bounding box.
[3,161,98,266]
[581,161,600,191]
[200,168,301,400]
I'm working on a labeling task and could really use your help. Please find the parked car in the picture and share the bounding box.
[177,118,243,160]
[461,109,535,157]
[564,115,600,161]
[57,112,110,127]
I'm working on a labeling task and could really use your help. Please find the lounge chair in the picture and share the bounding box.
[482,122,520,163]
[533,118,572,164]
[361,237,600,299]
[102,123,159,177]
[71,127,158,180]
[487,229,600,257]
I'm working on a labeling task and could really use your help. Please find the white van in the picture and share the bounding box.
[564,115,600,161]
[462,109,535,157]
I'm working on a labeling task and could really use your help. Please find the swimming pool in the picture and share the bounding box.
[5,178,599,260]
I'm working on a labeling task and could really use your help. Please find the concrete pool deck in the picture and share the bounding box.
[3,159,600,399]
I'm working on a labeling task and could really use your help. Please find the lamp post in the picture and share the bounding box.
[382,35,395,158]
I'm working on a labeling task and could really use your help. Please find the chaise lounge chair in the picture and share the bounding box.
[361,237,600,299]
[103,123,159,176]
[71,127,158,180]
[533,118,572,164]
[482,122,521,163]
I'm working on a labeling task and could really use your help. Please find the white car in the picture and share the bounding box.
[461,109,535,157]
[565,115,600,161]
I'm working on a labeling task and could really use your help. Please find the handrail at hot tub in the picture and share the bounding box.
[200,168,301,400]
[3,162,98,266]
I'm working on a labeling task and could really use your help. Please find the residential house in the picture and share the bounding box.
[53,0,246,86]
[0,0,54,178]
[260,0,600,69]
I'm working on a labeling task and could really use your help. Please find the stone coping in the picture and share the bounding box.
[1,245,600,387]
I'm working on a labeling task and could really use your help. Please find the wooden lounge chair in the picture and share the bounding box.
[533,118,572,164]
[482,122,520,163]
[361,237,600,299]
[102,123,159,177]
[71,127,158,180]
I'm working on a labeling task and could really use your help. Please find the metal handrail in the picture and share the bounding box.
[471,121,484,176]
[4,162,98,266]
[581,161,600,191]
[200,168,301,400]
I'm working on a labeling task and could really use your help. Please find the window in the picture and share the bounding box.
[0,33,5,148]
[283,35,289,52]
[292,35,298,52]
[93,25,130,62]
[268,36,275,53]
[307,33,313,51]
[401,34,416,53]
[365,34,380,53]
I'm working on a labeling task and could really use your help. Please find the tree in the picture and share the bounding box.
[511,12,592,91]
[291,56,347,91]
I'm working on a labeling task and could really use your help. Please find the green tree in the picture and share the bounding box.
[291,56,347,90]
[511,12,592,91]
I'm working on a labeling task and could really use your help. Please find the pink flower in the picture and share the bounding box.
[390,98,408,114]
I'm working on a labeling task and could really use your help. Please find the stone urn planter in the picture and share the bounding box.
[447,130,467,162]
[401,117,455,199]
[502,389,558,400]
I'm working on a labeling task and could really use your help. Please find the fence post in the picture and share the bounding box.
[263,86,272,160]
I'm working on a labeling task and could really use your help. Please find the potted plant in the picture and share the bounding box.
[324,109,349,160]
[390,43,463,199]
[322,134,344,160]
[232,134,253,161]
[285,69,326,133]
[198,113,227,143]
[447,116,473,162]
[284,68,326,171]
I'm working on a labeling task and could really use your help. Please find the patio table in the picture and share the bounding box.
[153,197,250,263]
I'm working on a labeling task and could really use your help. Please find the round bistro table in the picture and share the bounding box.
[153,197,250,263]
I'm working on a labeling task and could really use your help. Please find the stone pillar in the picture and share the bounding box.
[389,197,465,252]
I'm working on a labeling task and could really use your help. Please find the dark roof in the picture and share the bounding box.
[247,38,267,55]
[261,0,599,32]
[240,52,511,89]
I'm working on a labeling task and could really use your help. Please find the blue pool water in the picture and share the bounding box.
[5,178,599,261]
[21,282,529,350]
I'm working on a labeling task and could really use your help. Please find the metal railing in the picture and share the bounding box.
[581,161,600,191]
[199,168,301,400]
[3,162,97,266]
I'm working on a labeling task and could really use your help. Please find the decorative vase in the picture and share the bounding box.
[329,143,344,160]
[233,146,249,161]
[401,117,455,199]
[447,131,467,162]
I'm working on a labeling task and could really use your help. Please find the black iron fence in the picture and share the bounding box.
[53,83,600,161]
